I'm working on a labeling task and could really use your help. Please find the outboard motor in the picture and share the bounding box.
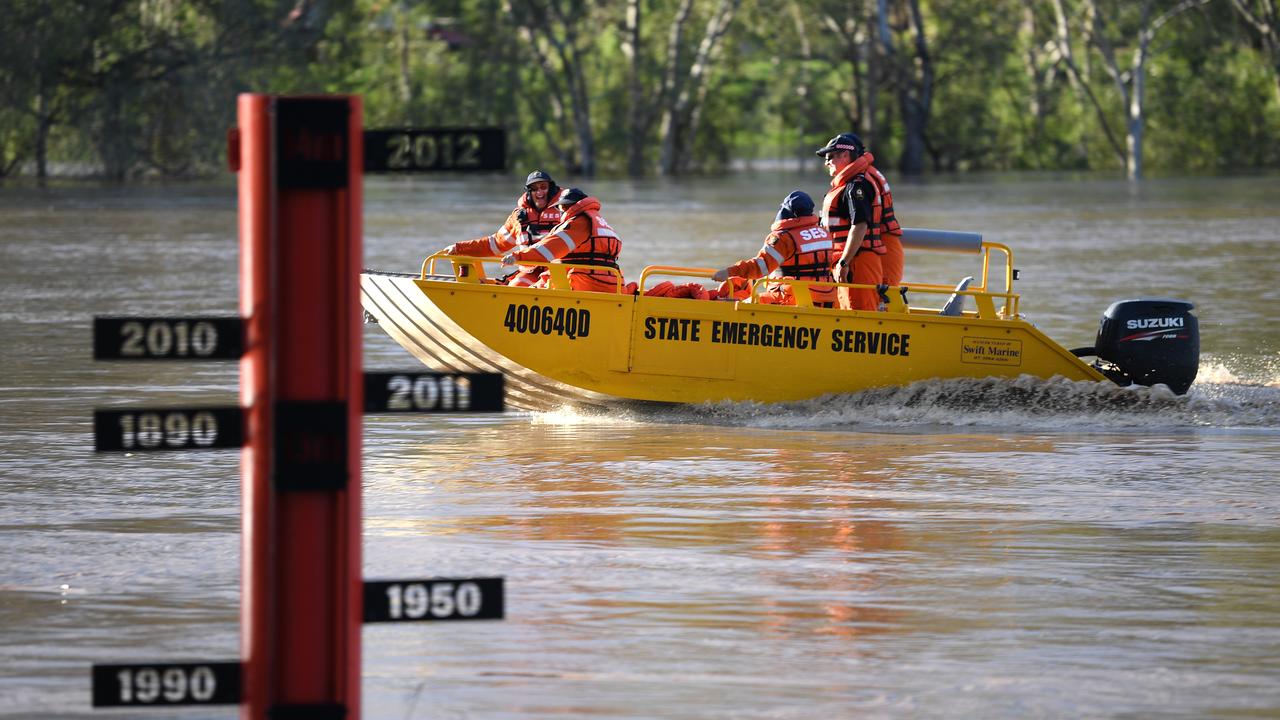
[1072,299,1199,394]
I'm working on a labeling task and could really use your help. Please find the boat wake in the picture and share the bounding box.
[533,369,1280,433]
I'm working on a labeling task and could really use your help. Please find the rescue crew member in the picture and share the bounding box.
[501,187,624,293]
[711,191,835,307]
[441,169,562,286]
[816,133,904,310]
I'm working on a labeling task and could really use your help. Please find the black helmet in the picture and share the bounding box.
[556,187,587,206]
[776,190,815,221]
[525,169,555,188]
[814,133,864,157]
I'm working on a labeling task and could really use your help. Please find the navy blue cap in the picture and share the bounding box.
[557,187,587,206]
[815,133,864,157]
[525,170,554,187]
[775,190,815,221]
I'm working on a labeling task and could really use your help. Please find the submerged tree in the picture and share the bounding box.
[0,0,1276,180]
[1229,0,1280,102]
[1050,0,1214,179]
[505,0,599,176]
[656,0,743,176]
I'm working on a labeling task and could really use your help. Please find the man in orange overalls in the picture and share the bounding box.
[440,170,562,286]
[816,134,903,310]
[711,191,836,307]
[500,187,624,293]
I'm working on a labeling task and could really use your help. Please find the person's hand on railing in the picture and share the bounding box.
[500,253,517,267]
[711,268,729,282]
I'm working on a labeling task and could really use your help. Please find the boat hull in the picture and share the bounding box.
[361,273,1108,410]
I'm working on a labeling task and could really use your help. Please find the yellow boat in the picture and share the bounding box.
[361,229,1199,412]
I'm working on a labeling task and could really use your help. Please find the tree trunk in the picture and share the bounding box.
[873,0,896,152]
[35,82,50,184]
[861,1,878,149]
[897,0,932,175]
[508,0,597,176]
[397,11,412,114]
[101,80,128,181]
[1052,0,1124,163]
[674,0,741,175]
[1228,0,1280,104]
[658,0,696,176]
[622,0,647,177]
[562,33,595,175]
[790,2,813,173]
[1126,34,1147,181]
[1017,0,1058,166]
[1084,0,1211,180]
[872,0,932,174]
[818,4,872,146]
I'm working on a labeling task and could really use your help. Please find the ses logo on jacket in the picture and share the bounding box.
[797,228,829,241]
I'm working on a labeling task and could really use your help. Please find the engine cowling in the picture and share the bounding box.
[1082,298,1199,394]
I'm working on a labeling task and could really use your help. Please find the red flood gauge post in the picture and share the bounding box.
[236,94,363,720]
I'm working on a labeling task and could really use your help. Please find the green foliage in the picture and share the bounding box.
[0,0,1277,179]
[1146,18,1280,171]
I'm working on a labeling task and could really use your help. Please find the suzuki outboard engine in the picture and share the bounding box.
[1072,299,1199,394]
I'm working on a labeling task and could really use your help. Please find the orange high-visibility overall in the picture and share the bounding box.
[506,196,623,293]
[864,165,903,287]
[443,194,563,286]
[722,215,835,306]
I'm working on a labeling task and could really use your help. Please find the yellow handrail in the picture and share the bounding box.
[417,237,1021,319]
[637,265,720,288]
[421,253,499,282]
[543,262,626,293]
[421,253,625,293]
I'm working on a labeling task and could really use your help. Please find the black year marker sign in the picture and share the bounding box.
[363,372,504,413]
[363,128,505,173]
[94,317,244,360]
[364,578,505,622]
[94,407,244,452]
[91,661,241,707]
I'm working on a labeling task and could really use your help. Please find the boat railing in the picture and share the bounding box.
[421,253,625,293]
[422,234,1019,319]
[636,266,720,286]
[422,253,473,280]
[635,239,1020,320]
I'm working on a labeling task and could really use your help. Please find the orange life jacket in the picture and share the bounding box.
[771,216,833,280]
[553,198,622,273]
[821,152,886,256]
[769,216,836,305]
[514,197,622,292]
[516,193,563,244]
[863,165,901,250]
